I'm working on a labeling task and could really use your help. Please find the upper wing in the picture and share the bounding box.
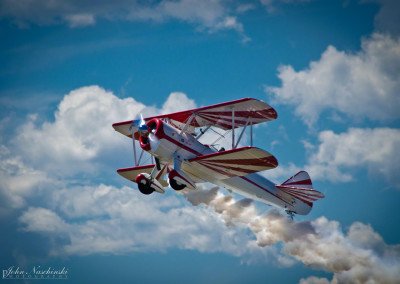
[181,146,278,181]
[112,98,277,137]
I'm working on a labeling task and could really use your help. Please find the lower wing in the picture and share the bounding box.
[117,164,169,187]
[182,146,278,181]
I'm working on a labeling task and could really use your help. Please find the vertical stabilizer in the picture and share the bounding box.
[281,171,313,189]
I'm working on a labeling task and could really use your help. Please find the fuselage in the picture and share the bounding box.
[139,118,312,215]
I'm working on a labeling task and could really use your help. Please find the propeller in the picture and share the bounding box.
[129,114,149,166]
[129,114,149,137]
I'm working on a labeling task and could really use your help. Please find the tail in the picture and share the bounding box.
[276,171,324,215]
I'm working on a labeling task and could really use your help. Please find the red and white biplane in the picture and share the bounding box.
[113,98,324,216]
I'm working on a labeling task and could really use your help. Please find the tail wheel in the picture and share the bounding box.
[137,179,154,195]
[169,178,186,191]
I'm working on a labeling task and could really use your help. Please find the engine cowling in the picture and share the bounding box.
[168,169,196,191]
[139,118,163,152]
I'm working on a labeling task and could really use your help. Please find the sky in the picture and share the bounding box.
[0,0,400,283]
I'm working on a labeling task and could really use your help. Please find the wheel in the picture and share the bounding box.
[137,179,154,195]
[169,178,186,191]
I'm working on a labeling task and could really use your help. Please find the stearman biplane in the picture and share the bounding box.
[112,98,324,216]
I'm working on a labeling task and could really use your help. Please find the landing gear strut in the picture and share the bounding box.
[286,210,295,220]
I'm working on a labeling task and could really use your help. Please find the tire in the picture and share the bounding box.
[137,180,154,195]
[169,178,186,191]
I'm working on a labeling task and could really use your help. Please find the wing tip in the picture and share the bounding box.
[112,120,133,127]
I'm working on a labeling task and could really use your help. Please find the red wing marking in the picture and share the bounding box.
[276,185,325,204]
[184,146,278,180]
[281,171,313,189]
[112,98,277,137]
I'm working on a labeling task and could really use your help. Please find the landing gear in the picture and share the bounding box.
[137,178,154,195]
[169,178,186,191]
[286,210,295,220]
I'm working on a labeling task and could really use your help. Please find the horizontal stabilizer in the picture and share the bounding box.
[183,146,278,180]
[277,171,324,205]
[276,185,325,203]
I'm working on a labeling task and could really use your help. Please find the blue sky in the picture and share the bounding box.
[1,0,400,283]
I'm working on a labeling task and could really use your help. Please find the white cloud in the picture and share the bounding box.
[258,127,400,187]
[148,0,227,28]
[12,86,196,176]
[4,84,399,279]
[18,183,276,260]
[0,0,247,35]
[1,86,197,214]
[305,127,400,187]
[19,207,68,233]
[185,188,400,283]
[291,217,400,283]
[64,13,95,28]
[14,181,400,282]
[299,276,331,284]
[13,86,144,175]
[128,0,250,41]
[161,92,196,114]
[267,33,400,127]
[0,145,50,210]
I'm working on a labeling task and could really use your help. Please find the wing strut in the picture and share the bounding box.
[180,113,196,135]
[137,149,145,165]
[250,117,253,146]
[195,125,211,140]
[231,106,235,149]
[234,116,251,149]
[130,124,138,166]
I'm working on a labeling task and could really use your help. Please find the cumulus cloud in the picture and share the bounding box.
[299,276,331,284]
[160,92,196,115]
[4,84,399,281]
[0,145,50,211]
[18,184,277,261]
[14,181,400,282]
[12,86,143,175]
[267,33,400,127]
[184,188,400,284]
[305,127,400,187]
[12,86,196,176]
[0,86,197,214]
[19,207,68,233]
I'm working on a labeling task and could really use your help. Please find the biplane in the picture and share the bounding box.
[112,98,324,216]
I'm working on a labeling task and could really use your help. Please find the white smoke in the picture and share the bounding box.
[184,187,400,284]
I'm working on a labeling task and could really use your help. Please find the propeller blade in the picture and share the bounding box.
[129,114,147,134]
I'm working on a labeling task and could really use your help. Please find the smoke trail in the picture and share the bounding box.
[184,187,400,284]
